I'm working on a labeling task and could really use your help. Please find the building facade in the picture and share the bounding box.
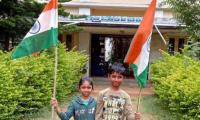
[58,0,187,77]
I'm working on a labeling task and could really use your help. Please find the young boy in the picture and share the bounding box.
[95,62,140,120]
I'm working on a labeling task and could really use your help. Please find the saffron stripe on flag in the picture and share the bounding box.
[43,0,57,12]
[124,0,156,64]
[124,0,156,88]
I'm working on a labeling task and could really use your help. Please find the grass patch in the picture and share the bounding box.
[140,95,177,120]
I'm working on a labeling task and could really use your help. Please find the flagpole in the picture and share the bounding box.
[52,46,58,120]
[154,24,167,45]
[136,87,142,112]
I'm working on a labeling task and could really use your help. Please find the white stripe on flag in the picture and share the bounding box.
[25,8,58,39]
[137,32,152,76]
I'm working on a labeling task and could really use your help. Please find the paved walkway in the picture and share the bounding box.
[91,77,154,99]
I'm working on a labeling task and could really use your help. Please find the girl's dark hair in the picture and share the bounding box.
[108,62,126,75]
[78,76,94,89]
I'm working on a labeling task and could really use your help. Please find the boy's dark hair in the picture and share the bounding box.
[78,76,94,89]
[108,62,126,75]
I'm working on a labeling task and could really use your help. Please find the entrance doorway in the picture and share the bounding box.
[90,34,134,77]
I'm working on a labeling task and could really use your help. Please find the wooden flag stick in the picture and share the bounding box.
[52,46,58,120]
[136,87,142,112]
[154,24,167,45]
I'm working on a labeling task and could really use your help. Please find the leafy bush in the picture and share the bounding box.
[151,52,200,120]
[0,44,88,119]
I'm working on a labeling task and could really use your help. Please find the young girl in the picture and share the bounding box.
[51,77,96,120]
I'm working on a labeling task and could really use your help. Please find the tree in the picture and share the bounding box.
[0,0,44,50]
[165,0,200,59]
[0,0,83,51]
[165,0,200,40]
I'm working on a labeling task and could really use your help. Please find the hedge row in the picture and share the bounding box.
[151,52,200,120]
[0,44,88,120]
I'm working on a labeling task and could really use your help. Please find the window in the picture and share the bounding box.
[168,38,175,55]
[66,34,72,51]
[178,38,184,53]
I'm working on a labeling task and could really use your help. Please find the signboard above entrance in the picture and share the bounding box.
[59,15,179,26]
[86,16,143,23]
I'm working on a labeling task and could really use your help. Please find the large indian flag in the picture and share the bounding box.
[124,0,156,88]
[12,0,58,59]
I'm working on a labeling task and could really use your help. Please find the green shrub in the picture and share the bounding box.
[0,62,22,119]
[0,44,88,119]
[151,52,200,120]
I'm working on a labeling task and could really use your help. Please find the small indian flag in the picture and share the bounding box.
[12,0,58,59]
[124,0,156,88]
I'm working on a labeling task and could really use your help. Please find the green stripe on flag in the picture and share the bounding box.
[12,28,58,59]
[130,64,148,88]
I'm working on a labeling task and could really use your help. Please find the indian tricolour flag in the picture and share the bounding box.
[12,0,58,59]
[124,0,156,88]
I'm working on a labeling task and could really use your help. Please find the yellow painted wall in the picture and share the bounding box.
[150,33,166,61]
[91,9,145,17]
[78,32,90,54]
[64,7,79,15]
[59,33,79,50]
[72,31,187,57]
[63,7,173,18]
[72,0,151,4]
[61,33,66,43]
[75,29,168,60]
[72,33,79,50]
[163,10,174,18]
